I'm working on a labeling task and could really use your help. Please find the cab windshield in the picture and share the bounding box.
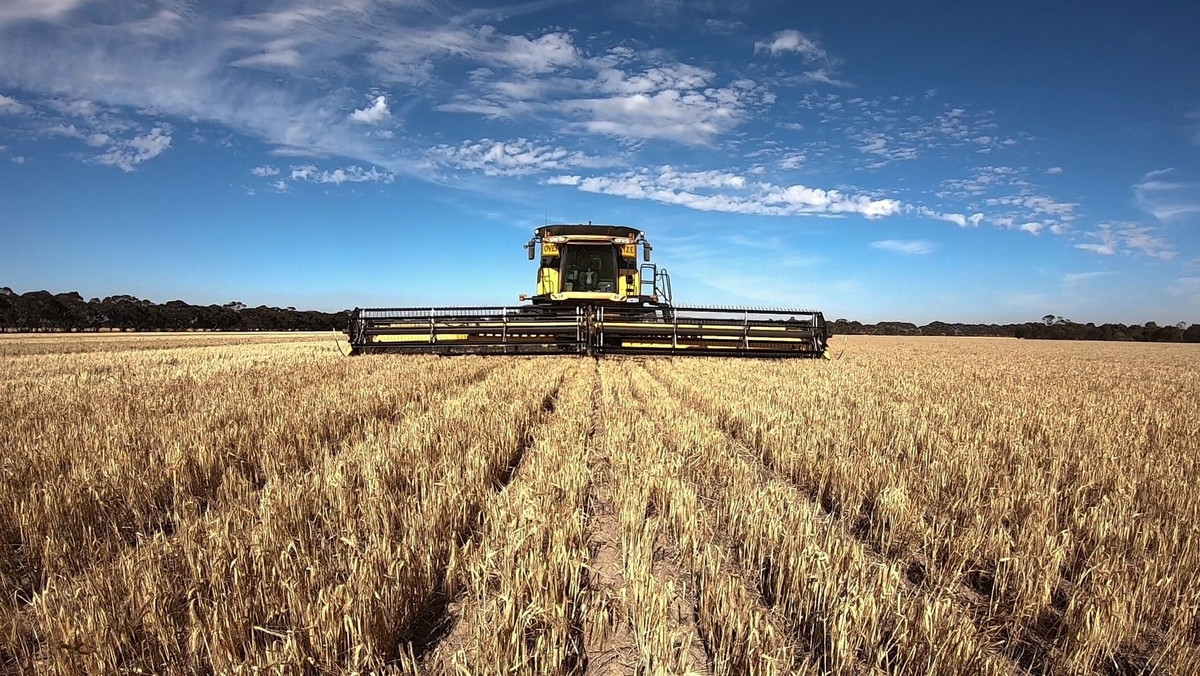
[560,243,618,293]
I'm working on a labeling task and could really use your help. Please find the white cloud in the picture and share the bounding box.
[570,87,751,145]
[559,166,903,219]
[982,191,1078,234]
[429,138,613,176]
[912,206,984,228]
[754,30,827,60]
[289,164,394,185]
[1169,277,1200,298]
[435,51,768,145]
[0,0,87,25]
[937,165,1025,200]
[753,30,849,87]
[1134,168,1200,223]
[349,95,390,124]
[778,152,806,170]
[91,124,173,171]
[11,155,26,164]
[1063,271,1110,284]
[800,69,851,88]
[546,175,581,186]
[489,30,579,73]
[0,93,32,114]
[871,239,934,255]
[251,164,280,177]
[1075,222,1175,260]
[1046,166,1063,175]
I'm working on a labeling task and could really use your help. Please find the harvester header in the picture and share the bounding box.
[348,223,828,358]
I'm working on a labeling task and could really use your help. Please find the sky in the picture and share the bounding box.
[1,0,1199,324]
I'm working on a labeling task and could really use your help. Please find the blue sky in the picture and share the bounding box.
[1,0,1199,323]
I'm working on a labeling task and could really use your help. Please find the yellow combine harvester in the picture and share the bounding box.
[347,224,828,357]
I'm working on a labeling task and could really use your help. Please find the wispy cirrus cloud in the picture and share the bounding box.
[1063,271,1111,285]
[439,52,774,145]
[1075,222,1175,260]
[872,239,935,255]
[1134,168,1200,223]
[0,0,88,25]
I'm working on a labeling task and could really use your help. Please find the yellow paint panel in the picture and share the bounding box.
[537,267,560,295]
[374,334,469,343]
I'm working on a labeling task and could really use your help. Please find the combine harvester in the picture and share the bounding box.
[347,224,828,357]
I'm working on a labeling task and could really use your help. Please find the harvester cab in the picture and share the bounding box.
[347,223,827,357]
[519,225,670,306]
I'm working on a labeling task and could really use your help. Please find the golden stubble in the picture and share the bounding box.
[0,334,1196,675]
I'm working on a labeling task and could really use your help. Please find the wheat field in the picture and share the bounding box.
[0,333,1197,675]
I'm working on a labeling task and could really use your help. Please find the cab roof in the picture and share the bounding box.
[536,224,641,239]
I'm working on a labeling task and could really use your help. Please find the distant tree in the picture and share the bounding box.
[1042,314,1056,325]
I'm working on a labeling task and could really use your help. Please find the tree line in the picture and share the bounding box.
[0,288,350,332]
[829,316,1200,342]
[2,287,1197,342]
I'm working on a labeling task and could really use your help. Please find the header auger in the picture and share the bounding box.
[347,224,828,357]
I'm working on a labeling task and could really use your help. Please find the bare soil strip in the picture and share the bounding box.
[583,359,641,676]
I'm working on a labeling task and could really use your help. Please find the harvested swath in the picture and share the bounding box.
[599,360,816,676]
[421,362,590,675]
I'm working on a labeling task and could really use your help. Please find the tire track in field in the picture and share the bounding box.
[587,360,724,676]
[582,358,641,676]
[638,362,1021,675]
